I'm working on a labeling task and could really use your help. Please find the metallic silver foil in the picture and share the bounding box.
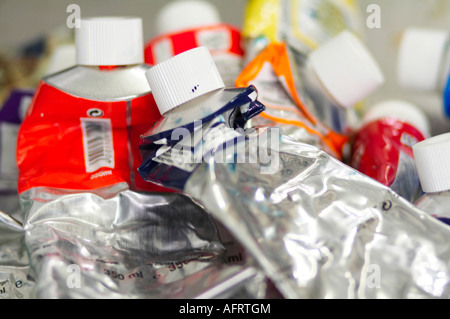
[45,65,152,101]
[182,129,450,299]
[16,186,272,299]
[0,210,35,298]
[12,62,273,299]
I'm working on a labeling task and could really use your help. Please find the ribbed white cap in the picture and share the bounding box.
[363,99,431,137]
[398,28,449,92]
[309,30,384,108]
[75,17,144,66]
[156,0,221,35]
[146,46,225,114]
[413,133,450,193]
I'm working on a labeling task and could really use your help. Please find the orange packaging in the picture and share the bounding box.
[235,42,349,159]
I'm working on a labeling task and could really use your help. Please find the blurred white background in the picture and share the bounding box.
[360,0,450,135]
[1,0,450,134]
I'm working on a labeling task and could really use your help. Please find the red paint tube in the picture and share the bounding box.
[17,17,172,195]
[144,0,244,87]
[350,100,430,202]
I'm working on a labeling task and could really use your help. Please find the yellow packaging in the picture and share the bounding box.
[243,0,364,53]
[284,0,364,52]
[242,0,282,43]
[239,0,367,160]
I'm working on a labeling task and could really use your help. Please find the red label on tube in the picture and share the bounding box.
[350,118,426,199]
[144,23,244,65]
[17,81,174,194]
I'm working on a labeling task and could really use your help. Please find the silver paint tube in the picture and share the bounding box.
[21,187,272,299]
[142,109,450,298]
[182,129,450,299]
[140,46,450,299]
[0,210,35,298]
[13,18,269,299]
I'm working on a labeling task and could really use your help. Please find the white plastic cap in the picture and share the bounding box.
[413,132,450,193]
[156,0,221,35]
[146,46,225,115]
[45,44,76,75]
[363,99,431,137]
[75,17,144,66]
[309,30,384,108]
[398,28,450,92]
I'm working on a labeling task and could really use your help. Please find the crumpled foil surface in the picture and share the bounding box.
[2,129,450,299]
[0,184,275,299]
[181,129,450,299]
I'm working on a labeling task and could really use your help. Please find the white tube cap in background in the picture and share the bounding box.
[155,0,221,35]
[146,46,225,115]
[413,132,450,193]
[75,17,144,66]
[363,99,431,138]
[309,30,385,109]
[397,28,449,92]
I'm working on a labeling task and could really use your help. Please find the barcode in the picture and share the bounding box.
[81,118,115,173]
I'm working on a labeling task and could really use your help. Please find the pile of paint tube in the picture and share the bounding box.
[1,0,450,299]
